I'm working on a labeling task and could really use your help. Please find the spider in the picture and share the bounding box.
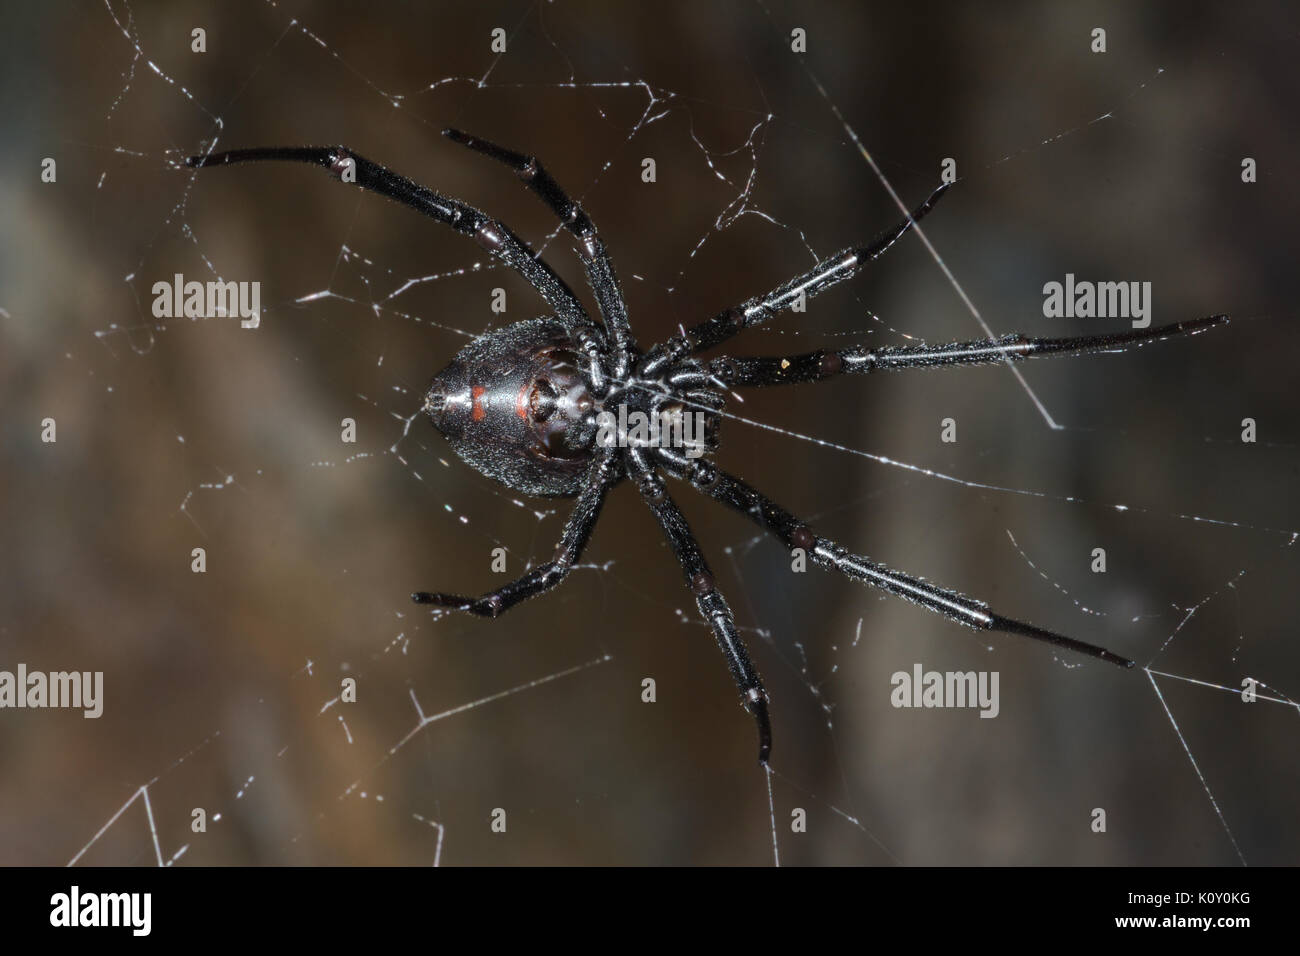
[187,130,1226,765]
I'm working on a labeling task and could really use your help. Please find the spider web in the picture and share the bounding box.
[4,0,1297,866]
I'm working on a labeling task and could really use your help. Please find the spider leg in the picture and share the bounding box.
[443,129,637,376]
[693,314,1229,387]
[186,146,588,325]
[639,182,950,376]
[412,450,620,616]
[626,449,772,764]
[657,449,1134,669]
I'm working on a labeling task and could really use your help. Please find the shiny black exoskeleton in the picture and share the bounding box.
[423,315,722,497]
[188,129,1225,765]
[423,317,601,498]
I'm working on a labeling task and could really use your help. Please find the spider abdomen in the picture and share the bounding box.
[423,316,599,497]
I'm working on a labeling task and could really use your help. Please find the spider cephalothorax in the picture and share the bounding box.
[188,129,1227,765]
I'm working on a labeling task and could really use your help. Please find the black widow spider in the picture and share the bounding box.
[187,130,1227,765]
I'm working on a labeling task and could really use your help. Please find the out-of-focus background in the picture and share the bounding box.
[1,0,1297,865]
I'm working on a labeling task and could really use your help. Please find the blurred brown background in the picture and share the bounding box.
[1,0,1297,865]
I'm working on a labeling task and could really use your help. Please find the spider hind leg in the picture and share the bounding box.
[442,128,638,373]
[628,450,772,764]
[412,450,620,616]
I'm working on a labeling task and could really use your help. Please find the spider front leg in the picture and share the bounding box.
[693,315,1229,387]
[413,450,620,617]
[627,449,772,764]
[639,182,951,377]
[657,450,1134,668]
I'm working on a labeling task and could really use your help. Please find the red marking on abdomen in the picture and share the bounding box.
[471,385,486,422]
[516,383,530,420]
